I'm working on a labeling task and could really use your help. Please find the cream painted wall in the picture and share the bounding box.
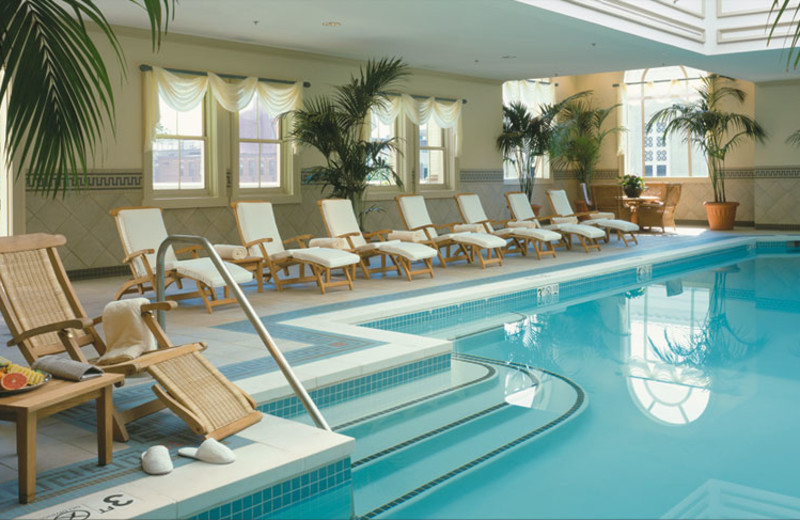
[754,80,800,168]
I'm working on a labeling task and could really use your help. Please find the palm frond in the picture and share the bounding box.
[0,0,174,196]
[787,129,800,146]
[768,0,800,70]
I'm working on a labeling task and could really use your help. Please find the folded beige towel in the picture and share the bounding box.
[33,357,104,381]
[97,298,157,365]
[214,244,247,260]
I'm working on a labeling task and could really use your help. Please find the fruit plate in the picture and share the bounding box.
[0,372,52,397]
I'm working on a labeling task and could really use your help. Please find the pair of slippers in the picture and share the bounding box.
[141,438,235,475]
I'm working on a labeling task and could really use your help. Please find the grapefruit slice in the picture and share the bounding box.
[1,372,28,390]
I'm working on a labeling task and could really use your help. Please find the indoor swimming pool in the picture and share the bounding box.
[278,242,800,519]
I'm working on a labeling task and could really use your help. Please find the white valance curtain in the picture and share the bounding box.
[501,80,555,115]
[372,93,464,155]
[143,66,303,150]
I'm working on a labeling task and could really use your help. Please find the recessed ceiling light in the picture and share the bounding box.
[322,21,342,27]
[501,55,517,59]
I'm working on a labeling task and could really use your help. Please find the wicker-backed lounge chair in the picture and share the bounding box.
[0,234,262,442]
[453,192,562,260]
[231,201,359,294]
[546,189,639,247]
[313,199,437,281]
[394,194,506,269]
[111,206,253,313]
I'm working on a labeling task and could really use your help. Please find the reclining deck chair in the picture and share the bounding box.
[546,189,639,247]
[314,199,437,281]
[111,207,253,313]
[453,193,562,260]
[232,201,359,294]
[394,195,506,269]
[0,234,262,442]
[505,191,605,254]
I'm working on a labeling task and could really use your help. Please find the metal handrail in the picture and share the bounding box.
[155,235,331,431]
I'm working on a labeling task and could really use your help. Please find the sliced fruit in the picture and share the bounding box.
[1,372,28,390]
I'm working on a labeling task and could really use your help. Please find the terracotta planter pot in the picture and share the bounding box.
[704,201,739,230]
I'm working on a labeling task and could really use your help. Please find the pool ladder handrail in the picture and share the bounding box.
[155,234,331,432]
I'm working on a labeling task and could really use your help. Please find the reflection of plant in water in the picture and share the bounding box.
[625,287,646,300]
[650,269,763,369]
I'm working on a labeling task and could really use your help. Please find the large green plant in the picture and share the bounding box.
[0,0,174,196]
[496,92,585,201]
[646,74,766,204]
[290,57,408,228]
[549,93,622,186]
[769,0,800,69]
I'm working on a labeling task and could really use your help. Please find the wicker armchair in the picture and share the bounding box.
[638,184,682,232]
[590,184,631,221]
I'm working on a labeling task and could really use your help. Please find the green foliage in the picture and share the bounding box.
[548,92,623,185]
[496,91,586,201]
[0,0,174,196]
[290,57,409,227]
[619,174,645,196]
[788,129,800,147]
[768,0,800,70]
[646,74,767,203]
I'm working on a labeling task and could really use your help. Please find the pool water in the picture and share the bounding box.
[295,251,800,519]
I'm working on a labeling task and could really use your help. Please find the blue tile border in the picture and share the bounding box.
[189,458,351,520]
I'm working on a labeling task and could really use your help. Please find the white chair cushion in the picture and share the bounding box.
[235,202,285,257]
[455,194,490,224]
[290,247,359,269]
[387,230,426,242]
[379,241,437,261]
[309,237,350,250]
[588,218,639,232]
[175,258,253,288]
[507,220,540,229]
[397,196,436,237]
[588,212,616,220]
[116,208,178,278]
[551,216,579,225]
[550,223,606,239]
[547,190,574,216]
[319,200,367,248]
[506,193,536,221]
[453,233,507,249]
[270,250,293,261]
[436,232,469,243]
[508,227,562,242]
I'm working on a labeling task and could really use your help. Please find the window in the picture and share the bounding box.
[366,111,398,186]
[418,119,446,185]
[501,79,555,182]
[152,96,206,191]
[624,66,708,178]
[237,97,281,189]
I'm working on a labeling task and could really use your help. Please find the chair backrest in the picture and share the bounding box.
[664,183,682,208]
[642,183,666,200]
[590,184,624,217]
[318,199,367,247]
[113,207,178,277]
[546,190,574,217]
[0,234,104,364]
[232,201,286,258]
[396,195,437,239]
[505,192,536,221]
[454,193,494,232]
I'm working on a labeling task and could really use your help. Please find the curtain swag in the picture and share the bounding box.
[144,66,303,150]
[372,93,464,155]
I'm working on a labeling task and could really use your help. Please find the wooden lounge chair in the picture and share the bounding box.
[394,194,506,269]
[453,192,562,260]
[0,234,262,442]
[546,189,639,247]
[111,206,253,313]
[231,201,359,294]
[313,199,437,281]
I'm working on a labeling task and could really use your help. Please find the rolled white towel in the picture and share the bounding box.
[214,244,247,260]
[97,298,157,365]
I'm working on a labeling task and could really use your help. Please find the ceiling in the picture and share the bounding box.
[96,0,800,83]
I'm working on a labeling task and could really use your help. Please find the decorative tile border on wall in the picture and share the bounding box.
[259,354,451,418]
[26,170,142,191]
[459,169,504,183]
[593,169,620,180]
[753,168,800,178]
[189,458,352,520]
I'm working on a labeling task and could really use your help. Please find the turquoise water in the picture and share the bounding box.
[293,250,800,519]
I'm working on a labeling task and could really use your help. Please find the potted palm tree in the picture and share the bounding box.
[646,74,767,230]
[549,94,623,200]
[290,57,408,228]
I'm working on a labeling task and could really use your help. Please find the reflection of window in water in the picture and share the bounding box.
[626,284,711,425]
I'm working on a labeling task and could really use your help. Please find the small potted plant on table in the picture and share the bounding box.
[619,174,646,198]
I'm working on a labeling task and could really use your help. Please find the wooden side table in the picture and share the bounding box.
[618,196,661,225]
[0,373,124,503]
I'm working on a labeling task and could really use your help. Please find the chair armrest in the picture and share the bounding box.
[438,222,462,232]
[141,301,179,313]
[364,229,391,242]
[7,318,94,346]
[492,219,510,227]
[242,237,273,249]
[175,245,203,258]
[283,234,314,248]
[122,248,155,265]
[535,216,553,223]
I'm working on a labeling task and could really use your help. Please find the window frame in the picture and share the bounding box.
[364,112,408,201]
[411,118,459,199]
[144,93,226,208]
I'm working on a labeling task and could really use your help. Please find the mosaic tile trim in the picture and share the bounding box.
[259,354,451,418]
[360,353,586,519]
[753,168,800,178]
[25,171,142,191]
[189,458,351,520]
[334,359,497,431]
[459,169,503,183]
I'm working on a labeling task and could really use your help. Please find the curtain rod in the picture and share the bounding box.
[613,76,705,87]
[138,64,311,88]
[382,91,467,104]
[526,79,552,85]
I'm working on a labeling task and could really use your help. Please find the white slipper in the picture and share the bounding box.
[178,438,235,464]
[141,445,173,475]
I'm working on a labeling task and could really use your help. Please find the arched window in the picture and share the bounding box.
[623,65,708,178]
